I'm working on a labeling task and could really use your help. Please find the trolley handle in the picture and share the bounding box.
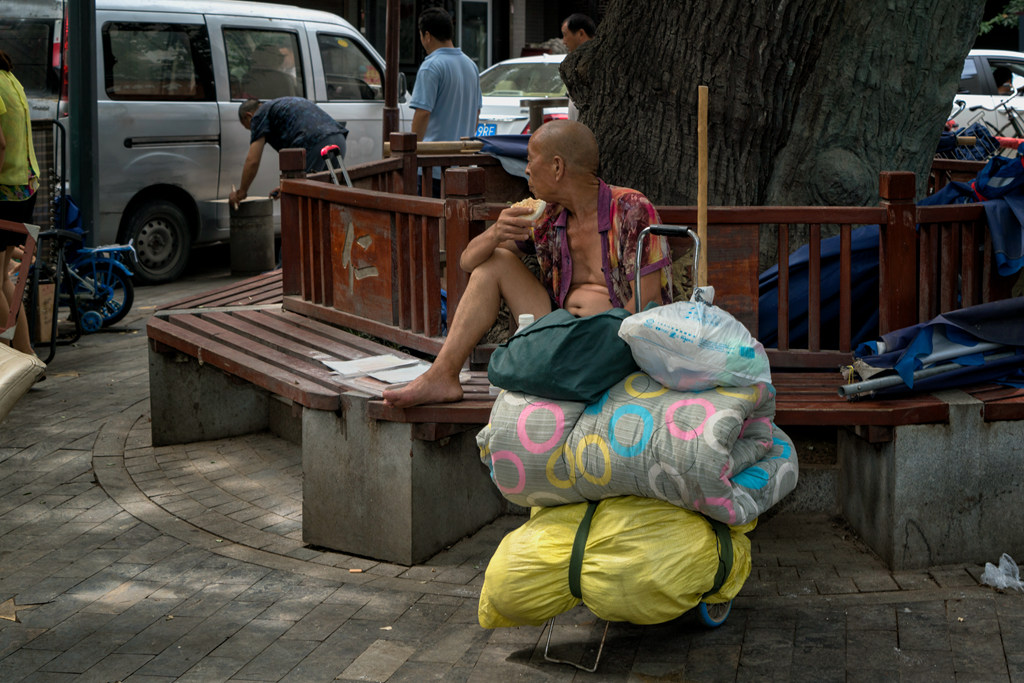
[634,224,701,313]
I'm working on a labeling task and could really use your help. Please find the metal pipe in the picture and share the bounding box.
[839,350,1018,398]
[68,0,98,244]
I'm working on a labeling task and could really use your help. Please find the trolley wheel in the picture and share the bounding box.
[80,310,104,333]
[697,600,732,627]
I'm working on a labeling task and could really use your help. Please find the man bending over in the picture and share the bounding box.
[382,120,672,408]
[229,97,348,206]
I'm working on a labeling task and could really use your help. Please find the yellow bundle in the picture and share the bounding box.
[479,496,754,628]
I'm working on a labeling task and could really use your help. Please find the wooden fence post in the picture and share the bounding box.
[390,132,418,195]
[878,171,918,334]
[443,167,486,324]
[279,148,306,295]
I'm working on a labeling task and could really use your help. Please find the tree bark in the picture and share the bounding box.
[562,0,985,209]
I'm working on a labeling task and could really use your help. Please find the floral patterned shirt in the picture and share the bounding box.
[518,180,672,309]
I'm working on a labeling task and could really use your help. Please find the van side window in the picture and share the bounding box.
[0,19,57,96]
[224,29,304,100]
[317,33,382,101]
[102,23,214,101]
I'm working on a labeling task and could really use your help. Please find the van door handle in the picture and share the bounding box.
[124,135,220,148]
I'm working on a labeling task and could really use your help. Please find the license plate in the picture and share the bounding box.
[476,123,497,136]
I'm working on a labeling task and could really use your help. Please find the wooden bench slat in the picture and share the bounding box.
[147,316,342,410]
[983,395,1024,421]
[160,270,283,311]
[155,310,392,403]
[775,404,949,426]
[258,309,407,358]
[368,398,493,424]
[172,312,383,399]
[216,309,381,362]
[148,271,1023,439]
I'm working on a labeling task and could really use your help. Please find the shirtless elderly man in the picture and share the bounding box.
[382,120,671,408]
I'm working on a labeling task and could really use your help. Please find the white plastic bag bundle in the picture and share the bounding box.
[981,553,1024,591]
[618,287,771,392]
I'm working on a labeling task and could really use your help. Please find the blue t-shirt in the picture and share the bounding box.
[410,48,481,143]
[250,97,348,172]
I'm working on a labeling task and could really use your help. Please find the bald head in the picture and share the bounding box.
[532,120,599,177]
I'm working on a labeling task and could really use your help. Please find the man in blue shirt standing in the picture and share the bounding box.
[410,7,481,146]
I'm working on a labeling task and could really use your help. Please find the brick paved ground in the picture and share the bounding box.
[1,248,1022,681]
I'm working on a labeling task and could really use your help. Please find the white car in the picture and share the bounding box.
[477,54,568,136]
[950,49,1024,138]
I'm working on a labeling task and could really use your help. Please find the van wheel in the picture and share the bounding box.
[125,200,192,285]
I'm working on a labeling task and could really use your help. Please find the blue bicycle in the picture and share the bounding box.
[29,228,137,362]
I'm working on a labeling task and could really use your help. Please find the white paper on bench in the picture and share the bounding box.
[324,354,421,378]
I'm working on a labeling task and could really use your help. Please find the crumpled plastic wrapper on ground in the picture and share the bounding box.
[478,496,754,629]
[981,553,1024,591]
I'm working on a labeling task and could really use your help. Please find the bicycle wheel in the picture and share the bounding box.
[73,259,135,326]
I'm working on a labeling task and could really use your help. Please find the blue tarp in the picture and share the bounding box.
[473,135,530,178]
[850,297,1024,396]
[927,154,1024,276]
[757,226,880,348]
[758,153,1024,349]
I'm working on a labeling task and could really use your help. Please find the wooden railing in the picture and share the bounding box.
[278,135,527,356]
[279,135,1005,369]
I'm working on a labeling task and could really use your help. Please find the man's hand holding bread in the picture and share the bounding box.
[493,197,547,244]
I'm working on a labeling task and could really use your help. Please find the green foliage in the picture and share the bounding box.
[981,1,1024,35]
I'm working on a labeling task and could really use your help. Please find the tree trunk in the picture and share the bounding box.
[562,0,985,209]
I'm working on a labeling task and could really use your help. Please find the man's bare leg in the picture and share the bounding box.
[382,250,550,408]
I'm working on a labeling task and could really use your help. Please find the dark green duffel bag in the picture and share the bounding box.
[487,307,639,405]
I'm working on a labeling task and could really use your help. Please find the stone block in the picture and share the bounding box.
[269,395,302,445]
[230,197,275,275]
[149,349,269,446]
[302,396,504,565]
[840,389,1024,570]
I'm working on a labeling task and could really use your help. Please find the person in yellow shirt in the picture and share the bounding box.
[0,49,41,357]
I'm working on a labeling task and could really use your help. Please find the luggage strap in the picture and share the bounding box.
[703,516,734,599]
[568,501,598,600]
[567,502,733,602]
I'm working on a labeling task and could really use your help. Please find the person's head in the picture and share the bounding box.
[418,7,454,52]
[238,98,262,129]
[525,120,599,201]
[561,14,596,52]
[995,66,1013,93]
[0,49,13,72]
[279,46,295,70]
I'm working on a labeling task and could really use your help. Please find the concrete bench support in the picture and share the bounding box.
[840,390,1024,570]
[149,347,505,566]
[302,399,504,565]
[150,349,272,446]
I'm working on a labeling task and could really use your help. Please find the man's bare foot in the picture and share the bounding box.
[381,370,464,408]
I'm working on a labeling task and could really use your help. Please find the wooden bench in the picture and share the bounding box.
[147,270,508,566]
[148,267,1024,570]
[148,138,1024,569]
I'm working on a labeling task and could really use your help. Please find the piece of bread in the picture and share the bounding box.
[513,197,547,222]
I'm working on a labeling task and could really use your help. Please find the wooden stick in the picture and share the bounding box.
[697,85,709,288]
[383,140,484,156]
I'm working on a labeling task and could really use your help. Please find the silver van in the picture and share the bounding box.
[2,0,409,283]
